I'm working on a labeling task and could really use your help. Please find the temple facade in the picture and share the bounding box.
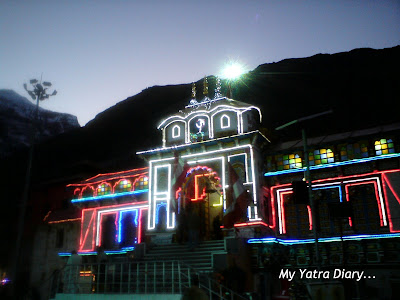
[34,85,400,299]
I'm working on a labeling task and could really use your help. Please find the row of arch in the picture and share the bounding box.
[73,176,149,199]
[171,114,232,138]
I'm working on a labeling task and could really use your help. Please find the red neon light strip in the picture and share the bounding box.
[272,171,398,233]
[137,208,148,243]
[48,218,80,224]
[280,191,293,234]
[234,221,269,228]
[67,172,148,188]
[345,185,353,227]
[307,205,312,230]
[382,173,400,232]
[262,187,275,229]
[346,181,384,226]
[270,191,276,229]
[192,173,216,202]
[43,210,52,222]
[80,209,95,251]
[382,173,400,206]
[80,185,95,198]
[83,167,148,182]
[175,187,182,200]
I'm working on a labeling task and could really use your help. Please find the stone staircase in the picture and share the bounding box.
[143,240,226,273]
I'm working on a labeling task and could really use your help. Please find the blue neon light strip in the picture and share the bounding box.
[313,185,343,202]
[247,233,400,245]
[58,247,136,257]
[264,153,400,177]
[117,209,139,243]
[71,189,148,203]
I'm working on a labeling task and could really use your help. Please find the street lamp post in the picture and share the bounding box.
[275,109,333,270]
[11,79,57,296]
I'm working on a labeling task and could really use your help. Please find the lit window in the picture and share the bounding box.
[97,183,111,196]
[309,149,334,166]
[375,139,395,156]
[135,176,149,190]
[340,143,368,161]
[220,114,230,129]
[115,179,132,193]
[172,125,181,138]
[276,153,302,170]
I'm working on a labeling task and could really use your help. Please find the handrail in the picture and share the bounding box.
[50,260,250,300]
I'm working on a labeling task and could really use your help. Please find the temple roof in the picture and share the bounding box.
[67,167,148,187]
[157,97,262,129]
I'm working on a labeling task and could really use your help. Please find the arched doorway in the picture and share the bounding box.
[178,166,223,240]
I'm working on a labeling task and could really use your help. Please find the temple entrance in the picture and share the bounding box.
[179,166,223,240]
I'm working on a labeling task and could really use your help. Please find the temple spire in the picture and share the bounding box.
[203,76,209,99]
[214,76,222,99]
[191,82,196,99]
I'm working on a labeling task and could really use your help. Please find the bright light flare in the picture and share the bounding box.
[221,62,245,79]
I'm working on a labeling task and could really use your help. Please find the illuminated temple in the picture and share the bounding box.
[35,82,400,299]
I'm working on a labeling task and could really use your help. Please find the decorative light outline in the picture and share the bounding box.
[79,209,96,252]
[191,173,217,202]
[232,221,269,228]
[247,233,400,245]
[147,144,258,230]
[187,114,210,142]
[210,109,240,136]
[155,202,167,226]
[67,172,148,188]
[272,174,391,234]
[137,130,263,155]
[264,153,400,177]
[76,202,147,251]
[157,104,262,130]
[80,167,148,183]
[212,194,224,207]
[81,185,95,198]
[59,247,137,257]
[154,164,171,195]
[274,182,345,234]
[344,180,385,227]
[73,188,80,199]
[382,173,400,232]
[71,189,148,203]
[97,211,119,248]
[48,218,80,224]
[343,176,387,226]
[172,124,181,138]
[117,209,139,244]
[307,205,312,230]
[95,203,148,247]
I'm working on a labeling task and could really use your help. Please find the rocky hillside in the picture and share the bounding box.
[1,46,400,183]
[0,89,80,158]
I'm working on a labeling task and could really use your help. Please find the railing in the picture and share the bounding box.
[50,260,250,300]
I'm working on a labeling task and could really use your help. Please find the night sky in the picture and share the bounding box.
[1,0,399,126]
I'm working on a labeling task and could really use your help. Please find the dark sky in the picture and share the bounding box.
[1,0,399,125]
